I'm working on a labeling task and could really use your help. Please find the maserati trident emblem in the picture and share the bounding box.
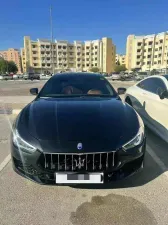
[77,142,82,150]
[74,156,85,169]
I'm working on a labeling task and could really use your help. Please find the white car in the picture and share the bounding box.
[124,75,168,143]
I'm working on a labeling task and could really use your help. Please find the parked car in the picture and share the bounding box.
[109,73,121,81]
[11,72,146,185]
[40,74,51,80]
[0,74,13,80]
[124,75,168,143]
[23,73,40,80]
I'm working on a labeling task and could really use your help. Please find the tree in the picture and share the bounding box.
[116,60,120,66]
[0,59,8,74]
[114,64,127,73]
[89,67,99,73]
[8,61,18,73]
[0,59,18,74]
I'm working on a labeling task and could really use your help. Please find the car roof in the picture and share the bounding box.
[134,75,168,86]
[52,72,104,79]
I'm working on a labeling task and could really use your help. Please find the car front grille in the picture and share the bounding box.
[41,152,117,172]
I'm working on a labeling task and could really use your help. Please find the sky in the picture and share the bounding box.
[0,0,168,54]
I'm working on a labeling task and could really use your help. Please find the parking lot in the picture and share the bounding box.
[0,80,168,225]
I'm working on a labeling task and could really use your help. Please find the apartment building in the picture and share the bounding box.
[21,36,116,74]
[0,48,22,73]
[126,31,168,71]
[115,54,126,65]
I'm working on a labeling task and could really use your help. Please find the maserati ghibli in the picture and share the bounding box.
[11,73,146,184]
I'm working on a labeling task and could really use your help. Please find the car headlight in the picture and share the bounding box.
[13,129,36,153]
[122,113,145,151]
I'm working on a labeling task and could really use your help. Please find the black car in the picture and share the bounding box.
[11,73,146,185]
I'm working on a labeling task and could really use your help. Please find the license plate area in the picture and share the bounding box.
[55,172,104,184]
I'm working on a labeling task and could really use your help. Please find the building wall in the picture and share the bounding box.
[21,36,116,74]
[116,54,126,65]
[126,32,168,71]
[0,48,22,74]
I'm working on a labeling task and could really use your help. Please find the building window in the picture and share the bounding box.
[77,58,80,61]
[137,49,141,53]
[95,63,97,66]
[95,57,97,60]
[154,55,157,58]
[47,64,50,67]
[63,46,66,49]
[32,51,37,54]
[83,64,85,67]
[33,63,37,66]
[82,53,85,56]
[155,48,158,51]
[160,40,163,44]
[86,64,89,67]
[77,53,80,56]
[63,52,66,55]
[70,53,73,55]
[69,46,73,50]
[137,56,140,59]
[32,45,36,48]
[149,41,153,45]
[147,55,151,58]
[46,45,50,48]
[86,52,89,55]
[137,42,141,46]
[41,51,44,55]
[148,48,152,52]
[86,46,90,49]
[143,56,146,59]
[158,60,161,64]
[92,53,94,55]
[33,57,37,60]
[64,64,67,67]
[91,64,94,66]
[86,58,89,61]
[95,46,98,49]
[58,46,61,49]
[77,64,81,67]
[95,52,97,55]
[147,61,151,65]
[136,62,140,66]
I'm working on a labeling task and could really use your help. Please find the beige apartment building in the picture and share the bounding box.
[126,31,168,71]
[0,48,22,74]
[21,36,116,74]
[115,54,126,65]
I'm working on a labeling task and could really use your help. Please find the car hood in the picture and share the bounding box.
[18,97,140,153]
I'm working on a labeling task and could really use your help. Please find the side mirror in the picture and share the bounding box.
[159,90,168,100]
[117,87,126,95]
[30,88,38,95]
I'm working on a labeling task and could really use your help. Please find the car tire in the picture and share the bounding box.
[125,97,132,106]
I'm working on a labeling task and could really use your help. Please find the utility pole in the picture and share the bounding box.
[50,6,54,75]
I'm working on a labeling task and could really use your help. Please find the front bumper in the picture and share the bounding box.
[11,139,146,185]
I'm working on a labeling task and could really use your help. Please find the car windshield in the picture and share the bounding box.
[163,75,168,81]
[38,74,117,98]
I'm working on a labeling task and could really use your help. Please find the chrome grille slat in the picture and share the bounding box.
[99,153,102,169]
[65,154,66,171]
[58,154,59,170]
[113,152,115,167]
[106,153,108,168]
[51,154,53,169]
[72,155,73,171]
[86,154,88,170]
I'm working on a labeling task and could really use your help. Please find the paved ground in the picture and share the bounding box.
[1,80,168,225]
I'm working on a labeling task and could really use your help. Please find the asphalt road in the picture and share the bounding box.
[0,80,168,225]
